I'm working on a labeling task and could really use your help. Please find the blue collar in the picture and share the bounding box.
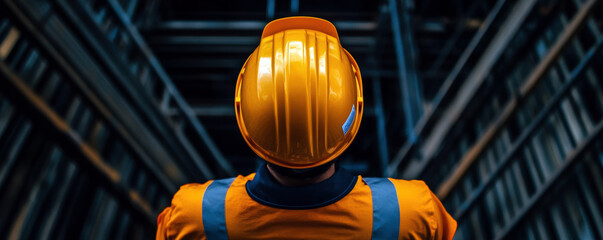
[246,163,358,209]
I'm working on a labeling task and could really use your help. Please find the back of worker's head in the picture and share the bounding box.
[235,17,363,170]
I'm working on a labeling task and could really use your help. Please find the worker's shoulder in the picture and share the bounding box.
[387,178,432,195]
[360,177,433,203]
[361,177,430,192]
[169,181,212,209]
[172,174,255,203]
[372,178,431,208]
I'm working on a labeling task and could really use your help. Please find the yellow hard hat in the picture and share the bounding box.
[235,16,363,169]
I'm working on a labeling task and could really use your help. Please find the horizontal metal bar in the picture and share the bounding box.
[495,120,603,240]
[453,34,603,222]
[162,59,243,69]
[148,36,258,45]
[0,60,155,226]
[156,20,377,31]
[151,45,255,54]
[166,106,234,117]
[437,0,598,200]
[106,0,236,175]
[155,19,467,33]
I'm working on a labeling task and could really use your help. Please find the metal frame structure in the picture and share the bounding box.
[437,0,599,199]
[387,0,509,176]
[55,0,235,178]
[3,0,603,238]
[386,0,603,239]
[0,0,235,238]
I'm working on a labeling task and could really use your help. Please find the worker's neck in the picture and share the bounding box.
[266,164,336,187]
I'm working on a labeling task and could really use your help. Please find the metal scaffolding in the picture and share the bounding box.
[1,0,603,238]
[0,0,234,237]
[385,0,603,239]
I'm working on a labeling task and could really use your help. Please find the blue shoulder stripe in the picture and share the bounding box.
[365,178,400,240]
[202,177,236,240]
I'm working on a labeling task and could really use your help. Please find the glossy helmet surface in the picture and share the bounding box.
[235,16,363,169]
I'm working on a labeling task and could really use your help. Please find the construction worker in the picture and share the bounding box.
[156,16,457,240]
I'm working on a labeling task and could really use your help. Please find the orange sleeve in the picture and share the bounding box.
[155,182,212,240]
[428,187,457,240]
[389,179,457,240]
[156,206,173,240]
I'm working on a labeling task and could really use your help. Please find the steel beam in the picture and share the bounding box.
[399,0,423,132]
[156,20,377,31]
[388,0,420,143]
[167,105,235,117]
[170,73,242,82]
[451,35,603,222]
[427,0,485,75]
[290,0,299,14]
[162,59,243,69]
[52,0,207,180]
[3,0,178,193]
[0,61,155,226]
[159,20,265,30]
[149,36,259,45]
[437,0,598,200]
[373,4,390,59]
[398,0,538,179]
[367,23,391,177]
[106,0,236,176]
[386,0,507,176]
[418,0,536,166]
[369,3,393,177]
[373,75,390,176]
[495,120,603,240]
[266,0,275,20]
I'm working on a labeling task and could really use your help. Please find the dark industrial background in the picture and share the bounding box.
[1,0,602,239]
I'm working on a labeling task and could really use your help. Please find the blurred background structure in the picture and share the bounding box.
[0,0,602,239]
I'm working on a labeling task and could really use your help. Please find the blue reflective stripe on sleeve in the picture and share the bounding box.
[202,177,236,240]
[365,178,400,240]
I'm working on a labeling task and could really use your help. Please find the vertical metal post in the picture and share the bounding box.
[373,66,391,176]
[400,0,423,126]
[266,0,275,20]
[291,0,299,14]
[389,0,418,143]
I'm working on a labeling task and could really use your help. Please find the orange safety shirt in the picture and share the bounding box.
[157,165,457,240]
